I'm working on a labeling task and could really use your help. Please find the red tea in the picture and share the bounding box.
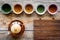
[49,4,57,13]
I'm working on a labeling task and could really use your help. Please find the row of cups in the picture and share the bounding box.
[0,3,58,15]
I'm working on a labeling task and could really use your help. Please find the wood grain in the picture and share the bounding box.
[34,20,60,40]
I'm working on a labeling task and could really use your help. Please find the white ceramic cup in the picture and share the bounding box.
[1,3,12,14]
[24,4,34,14]
[48,4,58,15]
[36,4,46,15]
[13,4,23,14]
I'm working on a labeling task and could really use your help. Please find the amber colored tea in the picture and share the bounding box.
[49,4,57,13]
[14,4,22,13]
[25,4,33,13]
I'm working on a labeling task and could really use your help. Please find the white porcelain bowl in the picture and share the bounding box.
[24,4,34,14]
[36,4,46,15]
[48,4,58,15]
[13,4,23,14]
[1,3,12,14]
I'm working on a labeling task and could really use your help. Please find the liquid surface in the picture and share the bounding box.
[14,4,22,13]
[11,24,21,34]
[37,5,45,13]
[25,4,33,13]
[2,4,11,13]
[49,4,57,13]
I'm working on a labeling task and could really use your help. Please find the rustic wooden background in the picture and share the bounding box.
[0,11,60,40]
[34,20,60,40]
[0,0,60,40]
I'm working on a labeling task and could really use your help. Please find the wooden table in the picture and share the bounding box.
[34,20,60,40]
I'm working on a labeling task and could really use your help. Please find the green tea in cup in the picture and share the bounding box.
[36,5,45,15]
[37,5,45,13]
[1,3,12,14]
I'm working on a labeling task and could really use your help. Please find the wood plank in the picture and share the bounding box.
[34,20,60,40]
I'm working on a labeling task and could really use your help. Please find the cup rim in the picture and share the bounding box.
[13,4,23,14]
[36,4,46,15]
[24,4,34,14]
[48,4,58,15]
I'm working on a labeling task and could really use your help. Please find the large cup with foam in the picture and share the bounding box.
[8,20,25,38]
